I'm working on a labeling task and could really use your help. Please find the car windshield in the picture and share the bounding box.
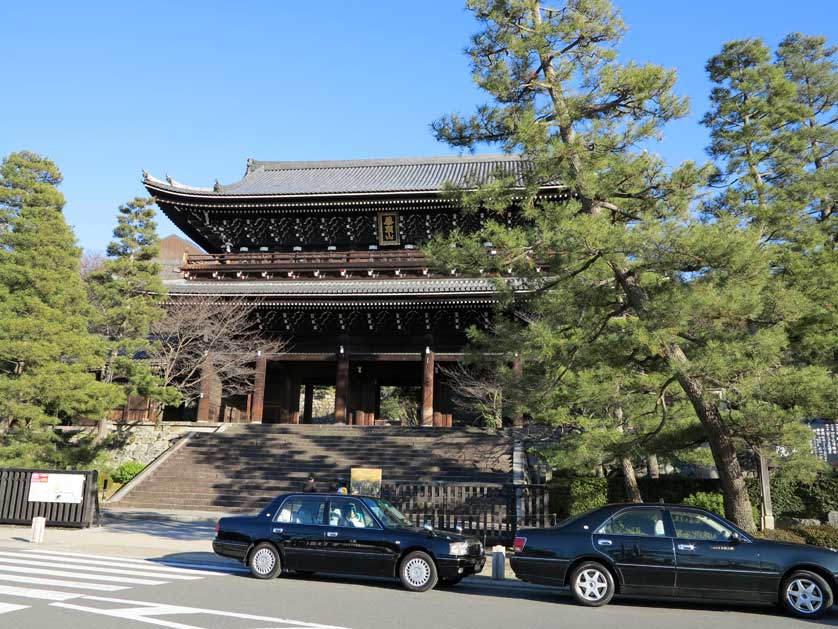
[362,498,411,527]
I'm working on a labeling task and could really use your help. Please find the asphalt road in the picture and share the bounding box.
[0,549,835,629]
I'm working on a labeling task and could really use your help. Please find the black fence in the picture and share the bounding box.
[0,468,100,528]
[380,482,554,545]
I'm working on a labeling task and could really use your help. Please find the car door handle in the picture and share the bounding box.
[677,543,695,551]
[326,531,339,537]
[597,539,613,546]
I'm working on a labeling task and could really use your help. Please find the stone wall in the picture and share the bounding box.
[66,423,222,470]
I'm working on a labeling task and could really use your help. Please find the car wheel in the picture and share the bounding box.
[437,576,463,588]
[781,570,833,619]
[570,561,615,607]
[399,551,438,592]
[248,542,281,579]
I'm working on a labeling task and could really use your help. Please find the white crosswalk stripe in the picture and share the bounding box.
[0,563,170,585]
[0,601,29,614]
[20,548,245,574]
[14,551,232,576]
[0,554,203,580]
[0,585,81,601]
[0,549,231,613]
[0,573,129,591]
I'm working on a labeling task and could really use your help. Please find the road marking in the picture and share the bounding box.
[145,561,248,574]
[0,584,82,601]
[0,573,129,591]
[0,554,203,580]
[0,602,28,614]
[52,596,353,629]
[0,563,169,585]
[20,549,241,574]
[9,552,224,576]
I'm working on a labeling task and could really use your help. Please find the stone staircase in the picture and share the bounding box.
[111,424,514,512]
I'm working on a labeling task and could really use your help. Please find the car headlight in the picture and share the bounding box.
[449,541,469,556]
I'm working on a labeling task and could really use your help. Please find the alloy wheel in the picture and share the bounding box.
[786,578,824,615]
[252,547,277,576]
[575,568,608,602]
[404,557,432,588]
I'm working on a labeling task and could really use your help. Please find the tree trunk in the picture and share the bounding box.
[668,345,756,531]
[621,457,642,503]
[647,454,660,479]
[96,417,109,442]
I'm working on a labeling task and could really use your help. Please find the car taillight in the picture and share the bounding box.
[214,522,220,534]
[513,536,527,552]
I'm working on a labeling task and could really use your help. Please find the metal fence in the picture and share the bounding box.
[380,481,554,545]
[0,468,100,528]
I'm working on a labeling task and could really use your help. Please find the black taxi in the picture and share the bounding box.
[214,492,485,591]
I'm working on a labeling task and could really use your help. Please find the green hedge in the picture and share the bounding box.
[549,472,838,521]
[111,461,145,485]
[791,525,838,548]
[754,528,806,544]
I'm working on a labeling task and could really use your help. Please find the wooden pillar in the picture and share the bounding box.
[251,355,267,423]
[335,354,350,424]
[422,346,434,426]
[512,354,524,428]
[289,377,301,424]
[362,375,377,426]
[197,358,218,422]
[303,384,314,424]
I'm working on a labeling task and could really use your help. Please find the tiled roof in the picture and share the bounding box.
[163,277,527,298]
[144,154,542,198]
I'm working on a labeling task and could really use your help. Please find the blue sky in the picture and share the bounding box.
[2,1,836,252]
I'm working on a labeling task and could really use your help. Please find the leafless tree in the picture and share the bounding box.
[439,363,506,428]
[147,298,285,423]
[80,250,106,278]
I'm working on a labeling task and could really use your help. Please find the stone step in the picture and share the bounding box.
[113,424,514,511]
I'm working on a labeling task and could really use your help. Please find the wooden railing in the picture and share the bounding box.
[380,482,554,545]
[182,250,431,279]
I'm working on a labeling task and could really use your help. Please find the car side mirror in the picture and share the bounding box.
[729,532,742,544]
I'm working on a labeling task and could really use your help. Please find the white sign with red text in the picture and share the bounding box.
[27,473,85,503]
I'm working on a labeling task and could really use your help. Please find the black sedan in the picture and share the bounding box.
[213,492,485,592]
[511,503,838,619]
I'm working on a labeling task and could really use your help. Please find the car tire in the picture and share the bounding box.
[399,551,438,592]
[248,542,281,579]
[437,576,464,588]
[781,570,833,619]
[569,561,615,607]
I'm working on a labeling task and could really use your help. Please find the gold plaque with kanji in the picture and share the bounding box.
[377,212,400,246]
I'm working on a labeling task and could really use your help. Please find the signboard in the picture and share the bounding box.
[350,467,382,497]
[812,421,838,465]
[377,212,400,246]
[28,473,86,504]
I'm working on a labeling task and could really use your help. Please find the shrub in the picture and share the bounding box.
[550,477,608,519]
[754,529,806,544]
[683,491,725,516]
[791,525,838,549]
[111,461,145,485]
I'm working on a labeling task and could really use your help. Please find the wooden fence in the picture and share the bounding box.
[0,468,100,528]
[380,482,554,545]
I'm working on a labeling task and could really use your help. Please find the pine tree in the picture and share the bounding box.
[700,37,835,482]
[87,197,173,436]
[427,1,834,529]
[774,34,838,378]
[0,151,122,466]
